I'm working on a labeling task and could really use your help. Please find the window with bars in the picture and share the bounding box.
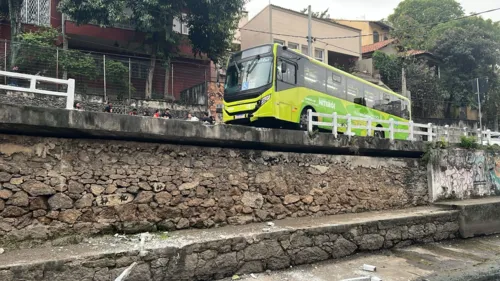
[21,0,51,26]
[173,14,190,35]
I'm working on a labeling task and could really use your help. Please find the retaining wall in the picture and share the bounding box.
[428,149,500,202]
[0,133,428,245]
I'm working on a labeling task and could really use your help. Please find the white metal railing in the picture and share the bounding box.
[306,109,500,145]
[0,71,75,110]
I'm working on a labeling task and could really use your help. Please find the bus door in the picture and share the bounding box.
[276,59,298,121]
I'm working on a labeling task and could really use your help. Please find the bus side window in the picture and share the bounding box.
[346,78,363,104]
[327,71,344,99]
[363,85,376,108]
[304,62,326,93]
[278,59,297,85]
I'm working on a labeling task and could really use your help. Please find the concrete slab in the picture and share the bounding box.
[0,103,425,157]
[220,236,500,281]
[435,198,500,238]
[0,206,459,281]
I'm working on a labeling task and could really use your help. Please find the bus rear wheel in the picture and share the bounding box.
[374,126,385,138]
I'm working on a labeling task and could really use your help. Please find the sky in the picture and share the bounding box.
[245,0,500,22]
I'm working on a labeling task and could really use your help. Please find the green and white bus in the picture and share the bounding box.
[223,43,411,139]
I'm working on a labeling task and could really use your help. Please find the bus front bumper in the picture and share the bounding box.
[223,96,273,124]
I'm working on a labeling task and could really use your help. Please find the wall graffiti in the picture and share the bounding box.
[430,150,500,201]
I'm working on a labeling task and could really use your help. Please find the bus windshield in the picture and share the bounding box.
[225,56,273,95]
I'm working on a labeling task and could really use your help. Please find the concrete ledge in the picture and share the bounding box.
[436,197,500,238]
[0,206,459,281]
[0,103,425,157]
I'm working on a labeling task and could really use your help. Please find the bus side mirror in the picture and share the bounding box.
[281,62,287,73]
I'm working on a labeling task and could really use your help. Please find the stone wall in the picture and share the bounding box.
[0,210,459,281]
[0,133,428,244]
[0,91,208,119]
[428,149,500,202]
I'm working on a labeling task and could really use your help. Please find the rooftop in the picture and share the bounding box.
[362,38,397,54]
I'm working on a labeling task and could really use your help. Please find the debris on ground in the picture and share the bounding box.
[231,275,240,280]
[262,228,271,232]
[0,248,4,254]
[267,222,275,227]
[114,262,137,281]
[250,273,257,279]
[362,264,376,272]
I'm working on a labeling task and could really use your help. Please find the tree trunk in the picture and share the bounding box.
[145,48,157,99]
[7,0,22,68]
[163,57,171,99]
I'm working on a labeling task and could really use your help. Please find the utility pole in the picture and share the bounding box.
[269,0,273,43]
[476,78,483,135]
[402,67,407,98]
[308,5,312,57]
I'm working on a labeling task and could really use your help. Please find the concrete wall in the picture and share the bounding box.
[428,149,500,202]
[0,133,428,244]
[242,6,361,59]
[0,91,208,118]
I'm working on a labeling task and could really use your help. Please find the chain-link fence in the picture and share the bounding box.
[0,39,211,101]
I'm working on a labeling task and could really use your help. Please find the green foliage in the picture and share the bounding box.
[59,50,97,80]
[459,136,479,149]
[388,0,464,49]
[421,141,448,166]
[372,51,402,91]
[15,28,59,75]
[299,7,330,19]
[105,59,135,99]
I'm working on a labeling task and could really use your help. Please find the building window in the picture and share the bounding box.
[288,42,299,50]
[301,45,309,56]
[373,31,380,43]
[173,14,190,35]
[314,48,324,62]
[383,33,389,41]
[274,39,285,45]
[21,0,51,26]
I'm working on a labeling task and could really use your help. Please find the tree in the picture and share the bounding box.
[388,0,464,49]
[431,21,500,119]
[299,7,330,19]
[6,0,23,68]
[372,51,402,91]
[59,0,246,99]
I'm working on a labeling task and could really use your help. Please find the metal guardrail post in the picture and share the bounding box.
[487,129,492,145]
[444,125,449,142]
[408,120,414,141]
[428,123,433,142]
[463,127,468,137]
[346,114,352,139]
[367,117,372,137]
[389,118,395,141]
[332,112,338,138]
[66,79,75,110]
[307,109,313,133]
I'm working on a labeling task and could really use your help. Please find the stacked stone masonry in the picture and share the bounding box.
[0,134,428,245]
[0,211,459,281]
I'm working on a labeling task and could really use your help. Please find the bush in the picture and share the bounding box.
[459,136,479,149]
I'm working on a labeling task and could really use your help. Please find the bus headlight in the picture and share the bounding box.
[260,95,271,105]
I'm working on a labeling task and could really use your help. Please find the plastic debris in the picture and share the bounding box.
[362,264,376,272]
[371,277,382,281]
[340,277,371,281]
[0,248,4,254]
[114,262,137,281]
[250,273,257,278]
[262,228,271,232]
[232,275,240,280]
[267,222,275,227]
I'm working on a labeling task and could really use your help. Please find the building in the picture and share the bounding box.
[240,5,361,68]
[335,20,392,46]
[0,0,216,101]
[233,11,249,50]
[357,38,440,80]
